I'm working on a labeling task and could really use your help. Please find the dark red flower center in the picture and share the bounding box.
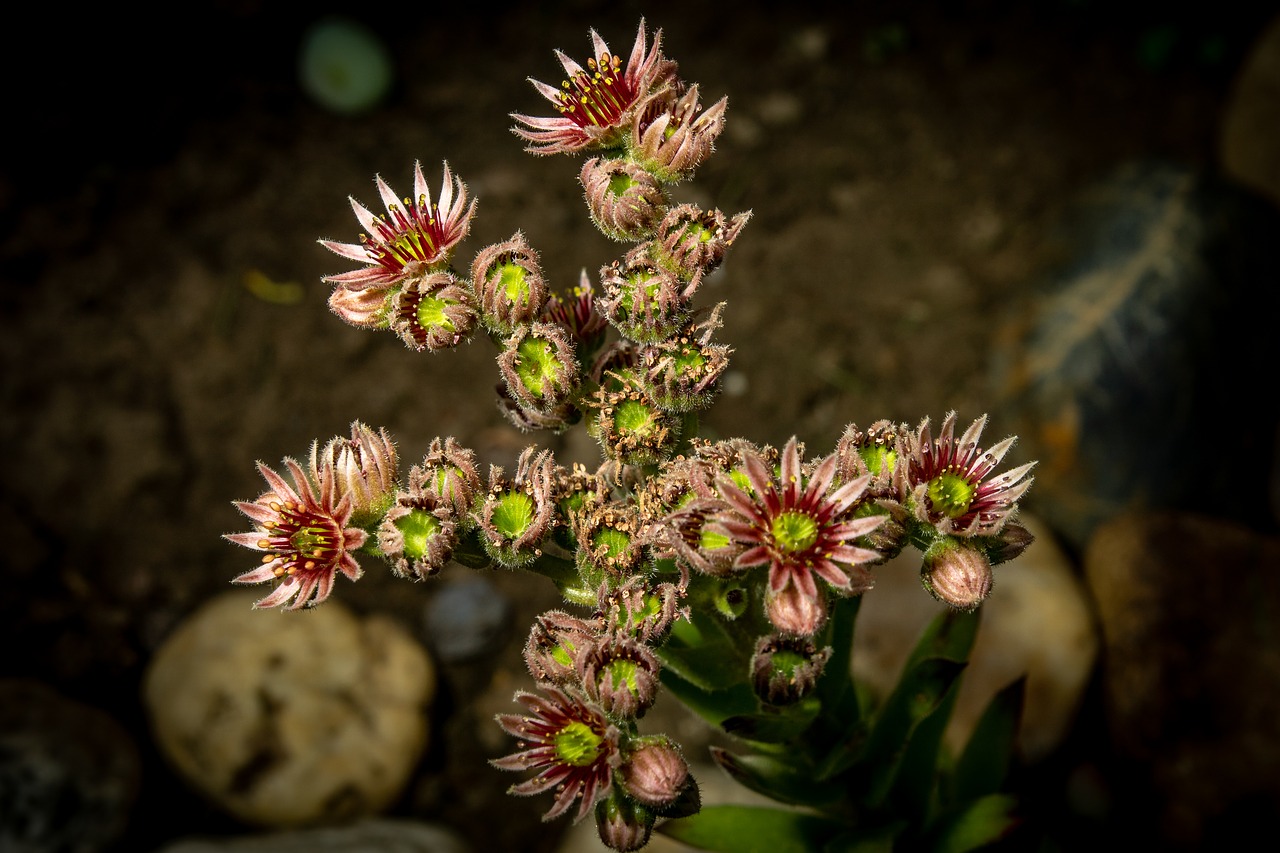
[258,500,344,576]
[556,53,636,129]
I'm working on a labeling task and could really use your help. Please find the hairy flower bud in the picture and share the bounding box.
[578,633,662,719]
[620,736,689,809]
[377,494,457,580]
[580,156,666,241]
[599,254,690,344]
[497,322,580,416]
[920,536,994,611]
[594,790,654,852]
[598,577,685,645]
[312,421,398,529]
[641,303,732,412]
[524,610,599,685]
[632,85,727,182]
[573,502,647,579]
[471,231,548,336]
[751,634,832,705]
[587,385,681,466]
[327,282,392,328]
[765,581,828,637]
[655,203,750,280]
[391,270,478,351]
[412,437,482,521]
[474,449,557,568]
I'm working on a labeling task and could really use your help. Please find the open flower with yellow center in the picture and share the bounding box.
[493,686,622,823]
[709,437,883,636]
[226,458,367,610]
[897,412,1035,536]
[512,20,671,155]
[319,161,476,291]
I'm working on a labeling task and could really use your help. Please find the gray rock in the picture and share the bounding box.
[993,162,1280,549]
[144,592,436,828]
[423,575,511,663]
[160,818,468,853]
[1220,15,1280,206]
[1085,511,1280,847]
[0,680,139,853]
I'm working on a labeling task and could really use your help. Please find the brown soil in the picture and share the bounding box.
[1,1,1267,851]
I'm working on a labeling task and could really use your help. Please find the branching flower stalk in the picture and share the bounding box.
[226,19,1038,852]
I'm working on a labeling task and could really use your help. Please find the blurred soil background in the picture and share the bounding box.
[3,1,1279,851]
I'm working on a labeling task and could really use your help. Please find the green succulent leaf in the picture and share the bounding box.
[919,793,1020,853]
[658,805,845,853]
[721,695,822,744]
[710,747,846,809]
[659,667,758,728]
[953,677,1026,803]
[854,657,967,809]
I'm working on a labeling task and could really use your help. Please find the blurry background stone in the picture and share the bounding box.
[993,161,1280,551]
[1219,14,1280,205]
[1085,511,1280,848]
[144,592,436,827]
[853,514,1098,763]
[0,680,140,853]
[423,574,512,663]
[160,818,469,853]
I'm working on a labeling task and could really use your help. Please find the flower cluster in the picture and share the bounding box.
[224,21,1039,852]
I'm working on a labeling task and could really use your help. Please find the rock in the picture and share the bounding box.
[0,679,140,853]
[159,819,468,853]
[993,161,1280,550]
[423,575,511,663]
[1220,15,1280,206]
[853,514,1098,762]
[1084,511,1280,847]
[144,592,436,828]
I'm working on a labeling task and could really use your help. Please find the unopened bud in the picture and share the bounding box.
[921,537,994,611]
[620,736,689,809]
[750,634,832,705]
[595,790,653,852]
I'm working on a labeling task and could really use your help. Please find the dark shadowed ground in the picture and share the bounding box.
[2,1,1274,850]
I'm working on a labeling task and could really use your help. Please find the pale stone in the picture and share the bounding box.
[852,514,1098,762]
[144,592,435,827]
[1220,15,1280,205]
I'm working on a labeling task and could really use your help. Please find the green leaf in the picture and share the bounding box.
[954,677,1026,803]
[905,609,980,672]
[920,794,1020,853]
[721,695,822,744]
[710,747,846,809]
[822,821,906,853]
[659,603,750,691]
[659,667,759,728]
[854,657,967,809]
[659,805,844,853]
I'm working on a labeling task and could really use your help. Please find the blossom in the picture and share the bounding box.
[632,84,728,182]
[493,686,622,823]
[319,161,476,291]
[226,458,366,610]
[512,20,671,155]
[709,438,883,635]
[897,412,1035,536]
[311,421,398,529]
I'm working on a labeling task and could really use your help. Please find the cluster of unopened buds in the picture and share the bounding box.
[226,21,1035,851]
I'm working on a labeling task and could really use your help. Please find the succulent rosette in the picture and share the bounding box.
[512,20,672,155]
[632,84,728,182]
[226,458,367,610]
[311,421,398,529]
[707,438,883,636]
